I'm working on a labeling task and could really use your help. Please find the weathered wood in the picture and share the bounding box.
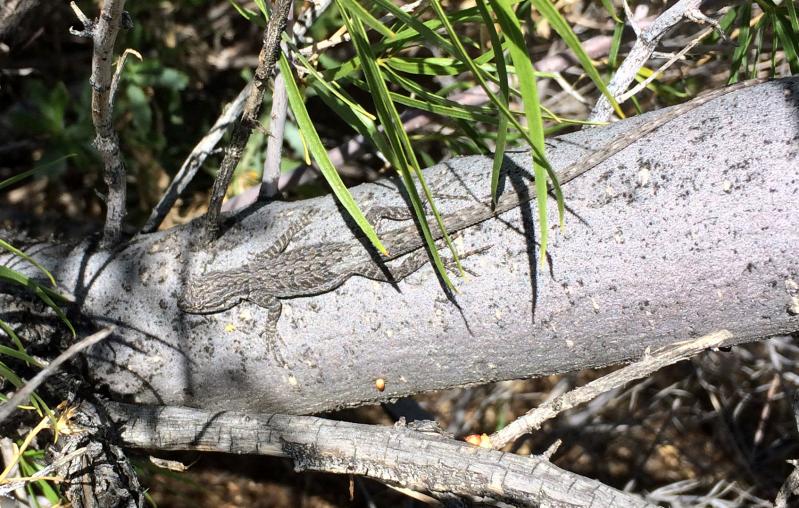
[103,401,654,507]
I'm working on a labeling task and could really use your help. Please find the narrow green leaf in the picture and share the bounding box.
[0,239,56,287]
[0,360,24,387]
[384,56,470,76]
[786,0,799,33]
[293,50,376,122]
[600,0,620,23]
[772,12,799,73]
[475,0,510,204]
[368,0,457,54]
[252,0,268,17]
[227,0,256,20]
[0,155,75,191]
[729,3,753,83]
[0,319,29,357]
[378,66,493,119]
[609,19,624,69]
[390,92,490,122]
[531,0,623,118]
[753,20,765,80]
[338,0,396,39]
[383,6,481,53]
[0,344,41,366]
[489,0,550,258]
[339,0,460,285]
[0,266,75,337]
[278,54,387,255]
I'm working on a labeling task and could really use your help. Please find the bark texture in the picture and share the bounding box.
[1,78,797,415]
[103,401,654,507]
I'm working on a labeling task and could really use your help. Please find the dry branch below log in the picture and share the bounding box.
[101,401,654,507]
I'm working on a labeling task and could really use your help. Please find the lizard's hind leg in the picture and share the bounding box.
[258,211,315,260]
[357,244,492,284]
[249,292,290,367]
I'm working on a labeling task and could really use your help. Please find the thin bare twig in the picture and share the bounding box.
[203,0,293,243]
[0,447,88,496]
[0,328,113,425]
[145,0,334,228]
[489,330,732,449]
[141,83,252,233]
[69,0,130,247]
[260,72,288,200]
[590,0,704,122]
[619,26,716,102]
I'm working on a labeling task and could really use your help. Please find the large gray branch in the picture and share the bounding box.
[2,79,797,415]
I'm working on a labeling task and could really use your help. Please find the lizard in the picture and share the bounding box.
[178,79,766,358]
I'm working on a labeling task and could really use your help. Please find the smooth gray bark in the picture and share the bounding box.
[2,78,798,415]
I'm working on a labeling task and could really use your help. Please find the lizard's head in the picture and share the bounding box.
[178,275,246,314]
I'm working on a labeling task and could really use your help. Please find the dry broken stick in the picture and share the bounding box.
[203,0,293,244]
[489,330,732,449]
[140,83,252,233]
[0,328,113,425]
[69,0,131,247]
[590,0,725,122]
[143,0,333,230]
[103,401,654,507]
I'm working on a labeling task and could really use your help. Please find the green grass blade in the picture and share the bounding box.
[384,56,470,76]
[338,0,395,39]
[0,267,75,337]
[312,86,393,157]
[378,66,495,120]
[252,0,268,17]
[489,0,551,257]
[0,239,56,287]
[384,90,493,122]
[0,360,24,387]
[339,0,459,285]
[278,54,387,255]
[729,3,753,82]
[786,0,799,32]
[531,0,623,118]
[600,0,620,23]
[227,0,257,20]
[369,0,457,53]
[609,19,624,69]
[772,12,799,73]
[0,319,41,366]
[293,50,376,122]
[0,344,41,366]
[475,0,510,204]
[0,319,29,357]
[0,155,75,191]
[427,0,567,260]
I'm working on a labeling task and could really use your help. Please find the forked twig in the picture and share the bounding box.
[69,1,131,246]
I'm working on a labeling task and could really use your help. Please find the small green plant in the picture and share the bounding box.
[0,159,78,505]
[725,0,799,81]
